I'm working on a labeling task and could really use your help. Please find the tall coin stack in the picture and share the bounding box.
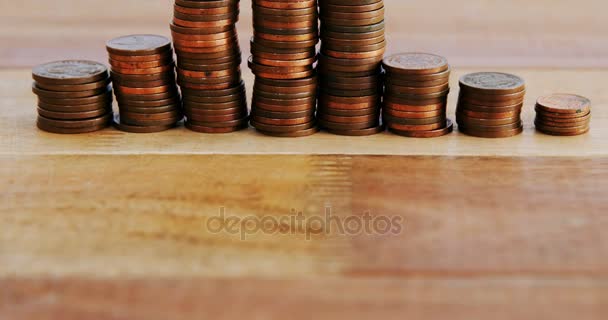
[33,60,113,134]
[382,53,453,138]
[171,0,248,133]
[248,0,320,137]
[535,93,591,136]
[317,0,386,136]
[457,72,525,138]
[107,35,182,133]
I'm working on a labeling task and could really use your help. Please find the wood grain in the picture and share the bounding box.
[1,0,607,318]
[1,155,607,319]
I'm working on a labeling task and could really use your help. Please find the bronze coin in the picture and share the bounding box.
[188,116,249,128]
[38,113,112,129]
[388,121,445,132]
[536,93,591,114]
[32,60,108,85]
[37,119,110,134]
[382,52,449,75]
[456,114,521,127]
[174,3,238,15]
[383,114,446,125]
[120,115,182,127]
[384,101,446,112]
[185,121,248,133]
[458,109,521,119]
[389,119,454,138]
[253,108,314,119]
[106,35,172,56]
[37,107,109,120]
[252,101,315,112]
[38,91,113,106]
[116,90,179,101]
[113,115,176,133]
[187,112,246,123]
[459,124,524,138]
[33,84,110,99]
[109,58,173,69]
[384,108,444,119]
[386,83,450,95]
[254,0,316,9]
[252,115,313,126]
[459,72,525,95]
[256,126,320,138]
[38,100,111,113]
[186,106,245,116]
[388,67,451,82]
[120,110,181,121]
[184,99,245,110]
[535,125,590,136]
[250,119,316,133]
[120,104,181,114]
[318,118,379,130]
[35,78,110,92]
[325,125,384,136]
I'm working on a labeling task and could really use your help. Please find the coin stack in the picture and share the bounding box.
[171,0,248,133]
[456,72,525,138]
[32,60,113,134]
[316,0,385,136]
[382,53,453,138]
[535,93,591,136]
[106,35,182,133]
[248,0,320,137]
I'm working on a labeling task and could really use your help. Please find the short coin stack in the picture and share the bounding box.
[535,93,591,136]
[107,35,182,133]
[249,0,320,137]
[171,0,248,133]
[317,0,385,136]
[457,72,525,138]
[382,53,453,138]
[32,60,113,134]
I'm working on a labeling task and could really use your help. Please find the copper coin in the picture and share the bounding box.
[386,83,450,95]
[389,119,454,138]
[255,109,316,119]
[325,125,384,136]
[384,108,444,119]
[35,78,110,92]
[187,112,246,123]
[32,60,108,85]
[388,67,451,82]
[121,104,181,114]
[188,116,249,128]
[186,106,244,116]
[318,118,379,130]
[382,52,449,75]
[38,100,111,113]
[535,125,590,136]
[254,0,316,9]
[256,126,320,138]
[252,101,314,112]
[38,91,113,106]
[383,114,445,125]
[185,121,248,133]
[458,109,521,119]
[459,72,525,95]
[250,119,315,133]
[37,119,110,134]
[113,115,176,133]
[252,115,313,126]
[109,52,173,62]
[536,93,591,114]
[456,114,520,127]
[388,121,445,132]
[175,3,238,15]
[38,113,112,129]
[37,107,109,120]
[384,101,446,112]
[459,124,524,138]
[106,35,172,56]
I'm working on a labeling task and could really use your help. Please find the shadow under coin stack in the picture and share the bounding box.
[171,0,248,133]
[457,72,525,138]
[248,0,320,137]
[107,35,182,133]
[32,60,113,134]
[317,0,385,136]
[535,94,591,136]
[382,53,453,138]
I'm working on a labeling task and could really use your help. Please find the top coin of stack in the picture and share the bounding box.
[248,0,320,137]
[32,60,113,134]
[171,0,248,133]
[535,93,591,136]
[456,72,525,138]
[107,34,183,133]
[382,53,453,138]
[317,0,386,136]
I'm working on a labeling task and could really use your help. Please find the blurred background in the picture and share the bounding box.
[1,0,606,69]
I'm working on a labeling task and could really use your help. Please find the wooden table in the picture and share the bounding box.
[1,1,607,319]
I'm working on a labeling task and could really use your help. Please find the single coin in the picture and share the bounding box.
[38,100,112,113]
[37,119,110,134]
[38,113,112,129]
[37,107,109,120]
[382,52,449,75]
[387,121,445,132]
[325,125,384,136]
[318,106,378,117]
[384,101,446,112]
[256,127,320,138]
[459,124,524,138]
[318,118,379,130]
[534,121,590,134]
[33,60,108,85]
[33,84,111,99]
[113,115,176,133]
[35,78,110,92]
[389,119,454,138]
[536,93,591,114]
[106,34,172,55]
[188,117,248,128]
[250,120,315,133]
[459,72,525,95]
[535,125,590,136]
[185,121,248,133]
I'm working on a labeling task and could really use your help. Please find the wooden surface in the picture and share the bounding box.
[1,1,608,319]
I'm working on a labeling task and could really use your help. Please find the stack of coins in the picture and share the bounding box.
[382,53,453,138]
[316,0,385,136]
[535,93,591,136]
[248,0,320,137]
[171,0,248,133]
[106,35,182,133]
[32,60,113,134]
[457,72,525,138]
